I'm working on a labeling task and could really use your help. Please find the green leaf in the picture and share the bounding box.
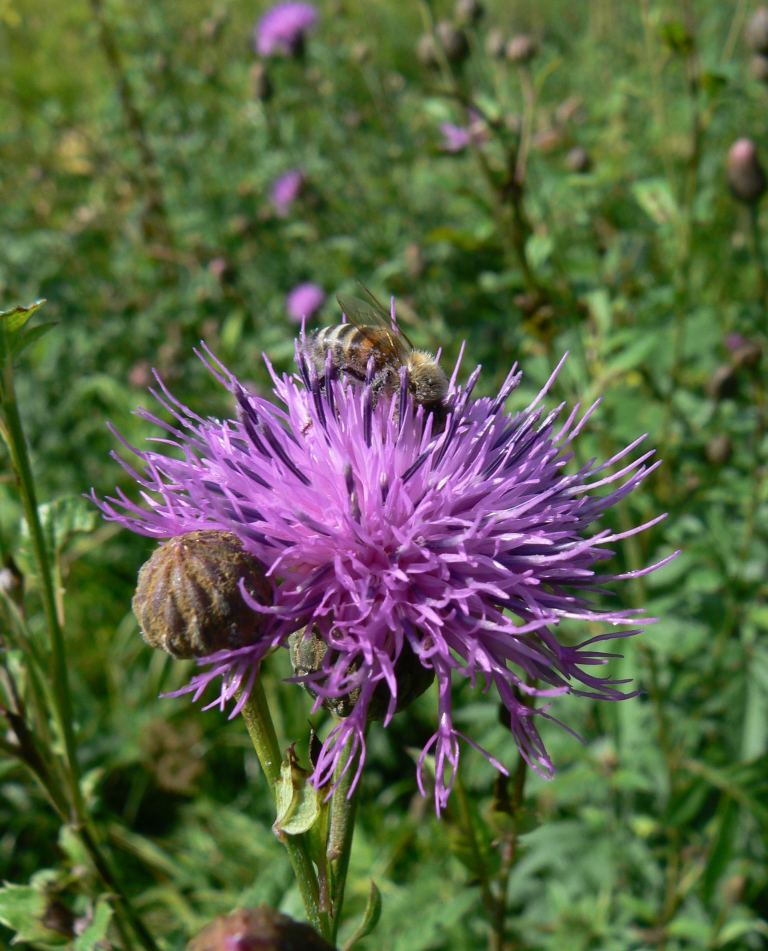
[11,321,57,357]
[73,898,113,951]
[19,496,99,569]
[342,881,382,951]
[702,799,739,906]
[0,299,46,334]
[273,747,321,839]
[0,880,68,947]
[632,179,678,226]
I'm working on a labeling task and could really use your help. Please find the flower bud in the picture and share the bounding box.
[751,53,768,82]
[289,628,434,720]
[417,33,439,68]
[707,364,738,401]
[745,7,768,53]
[454,0,484,27]
[727,138,767,205]
[187,907,334,951]
[484,27,506,59]
[565,146,592,173]
[437,21,470,63]
[731,338,762,369]
[705,434,732,466]
[505,33,537,64]
[250,62,273,102]
[133,531,272,659]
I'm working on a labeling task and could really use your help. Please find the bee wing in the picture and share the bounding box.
[336,286,414,359]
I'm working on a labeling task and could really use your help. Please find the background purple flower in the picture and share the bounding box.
[270,169,304,217]
[440,113,489,153]
[95,333,674,813]
[254,3,318,58]
[285,282,325,322]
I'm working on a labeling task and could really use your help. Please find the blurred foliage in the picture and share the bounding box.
[1,0,767,947]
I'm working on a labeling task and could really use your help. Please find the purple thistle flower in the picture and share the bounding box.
[254,3,318,58]
[440,113,489,154]
[270,169,305,218]
[286,283,325,323]
[94,324,675,813]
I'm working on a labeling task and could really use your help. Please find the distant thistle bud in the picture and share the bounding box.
[133,531,272,659]
[454,0,484,27]
[751,53,768,82]
[250,62,273,102]
[565,146,592,173]
[745,7,768,53]
[731,338,763,369]
[289,627,434,720]
[705,434,732,466]
[727,138,767,205]
[707,364,738,401]
[485,27,506,59]
[437,21,470,63]
[417,33,439,68]
[506,33,537,64]
[187,907,334,951]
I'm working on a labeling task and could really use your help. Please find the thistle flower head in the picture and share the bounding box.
[286,283,325,323]
[270,169,304,217]
[254,3,318,58]
[94,313,674,813]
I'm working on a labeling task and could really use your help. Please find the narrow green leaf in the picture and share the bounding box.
[73,898,113,951]
[12,321,57,357]
[0,299,46,334]
[342,881,382,951]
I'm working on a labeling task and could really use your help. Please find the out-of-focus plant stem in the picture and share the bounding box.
[89,0,174,251]
[453,773,499,949]
[240,681,330,940]
[0,325,158,951]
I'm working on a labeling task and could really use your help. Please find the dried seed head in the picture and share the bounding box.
[437,21,470,63]
[727,138,767,205]
[745,7,768,53]
[506,33,537,64]
[133,531,272,659]
[289,627,434,720]
[187,906,334,951]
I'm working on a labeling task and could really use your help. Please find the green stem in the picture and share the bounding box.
[0,338,158,951]
[240,682,329,939]
[453,773,498,946]
[749,204,768,307]
[327,742,360,944]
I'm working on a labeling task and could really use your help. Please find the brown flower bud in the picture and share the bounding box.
[454,0,484,27]
[745,7,768,53]
[565,146,592,173]
[705,434,732,466]
[289,628,434,720]
[750,53,768,82]
[707,364,738,401]
[187,907,334,951]
[437,21,470,63]
[484,27,506,59]
[417,33,439,68]
[250,62,273,102]
[731,338,762,369]
[133,531,272,659]
[727,138,767,205]
[505,33,537,64]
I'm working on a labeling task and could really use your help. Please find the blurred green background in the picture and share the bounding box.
[1,0,767,947]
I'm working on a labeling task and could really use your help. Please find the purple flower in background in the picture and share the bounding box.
[95,319,674,813]
[286,282,325,322]
[270,169,305,217]
[440,123,473,153]
[440,112,489,153]
[254,3,318,58]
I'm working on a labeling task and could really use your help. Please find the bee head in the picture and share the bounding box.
[407,351,449,410]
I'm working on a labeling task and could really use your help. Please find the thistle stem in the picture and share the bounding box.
[240,682,329,939]
[327,741,360,944]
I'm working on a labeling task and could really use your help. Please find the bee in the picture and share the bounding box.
[303,288,449,419]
